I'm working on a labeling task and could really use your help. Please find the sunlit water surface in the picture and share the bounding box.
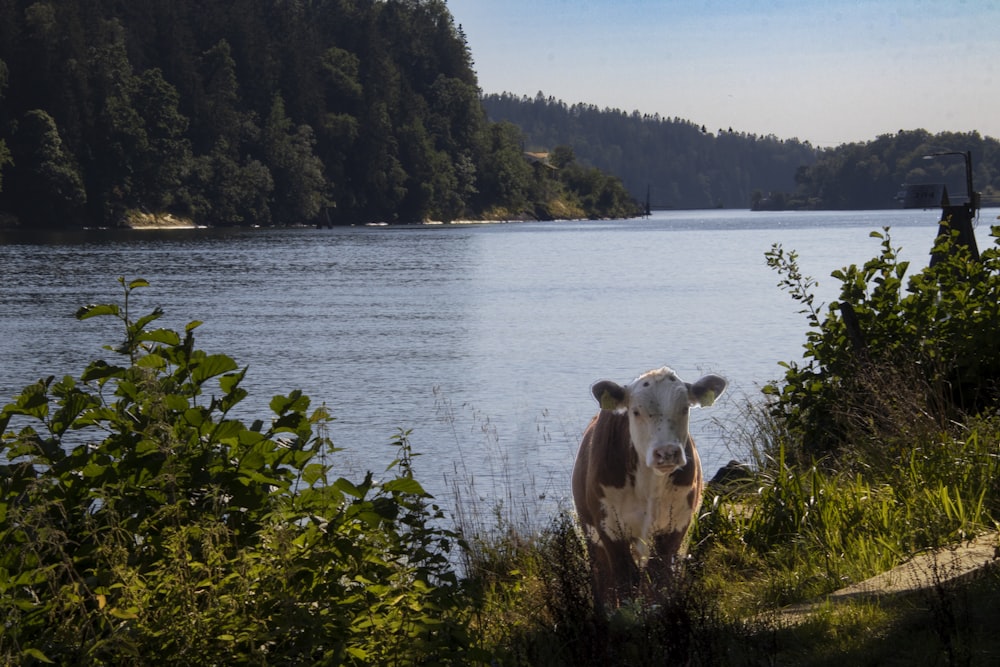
[2,208,996,517]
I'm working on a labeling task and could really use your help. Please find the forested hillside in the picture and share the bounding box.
[0,0,639,228]
[5,0,998,226]
[786,129,1000,210]
[483,92,819,210]
[484,93,1000,211]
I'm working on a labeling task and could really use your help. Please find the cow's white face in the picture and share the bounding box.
[593,367,727,476]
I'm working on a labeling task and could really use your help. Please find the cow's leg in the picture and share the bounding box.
[590,534,639,609]
[585,539,612,609]
[645,528,687,598]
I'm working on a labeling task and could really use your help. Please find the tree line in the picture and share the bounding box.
[0,0,639,229]
[483,93,1000,211]
[778,129,1000,210]
[482,92,820,210]
[5,0,996,227]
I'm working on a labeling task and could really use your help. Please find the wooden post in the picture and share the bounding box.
[930,204,980,267]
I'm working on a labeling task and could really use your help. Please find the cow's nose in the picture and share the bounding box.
[652,444,685,468]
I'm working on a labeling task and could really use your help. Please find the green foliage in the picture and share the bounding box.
[687,225,1000,615]
[556,152,641,219]
[0,278,475,665]
[764,224,1000,459]
[486,97,1000,211]
[264,95,328,225]
[7,109,86,226]
[0,57,10,194]
[692,406,1000,612]
[0,1,644,227]
[483,92,820,209]
[782,129,1000,209]
[472,122,533,215]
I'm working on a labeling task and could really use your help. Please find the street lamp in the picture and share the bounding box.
[921,149,979,265]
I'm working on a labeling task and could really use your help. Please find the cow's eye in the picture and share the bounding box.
[632,409,641,417]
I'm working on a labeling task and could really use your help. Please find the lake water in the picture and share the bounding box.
[2,209,997,519]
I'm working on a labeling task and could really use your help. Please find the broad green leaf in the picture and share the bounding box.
[219,368,248,394]
[81,360,125,382]
[110,607,139,620]
[335,477,364,498]
[75,406,116,426]
[127,278,150,289]
[239,446,266,471]
[237,429,265,446]
[191,354,239,384]
[76,303,120,320]
[137,328,181,346]
[270,390,310,415]
[50,389,98,436]
[136,438,161,456]
[217,387,248,412]
[136,353,167,369]
[382,477,427,496]
[184,407,206,427]
[270,412,307,433]
[372,496,399,520]
[163,394,189,411]
[133,308,165,332]
[11,383,49,419]
[302,462,327,486]
[212,419,244,443]
[81,461,106,478]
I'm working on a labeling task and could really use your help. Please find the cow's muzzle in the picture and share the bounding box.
[650,444,686,474]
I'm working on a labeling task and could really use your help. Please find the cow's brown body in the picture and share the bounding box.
[572,367,724,607]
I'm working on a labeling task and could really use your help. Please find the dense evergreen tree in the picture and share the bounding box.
[132,68,193,212]
[263,94,327,225]
[473,121,534,214]
[7,109,86,226]
[6,0,615,227]
[0,58,12,193]
[84,22,152,223]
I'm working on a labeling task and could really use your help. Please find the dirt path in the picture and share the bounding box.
[777,530,1000,623]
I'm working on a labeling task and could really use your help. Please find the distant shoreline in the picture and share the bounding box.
[124,212,198,229]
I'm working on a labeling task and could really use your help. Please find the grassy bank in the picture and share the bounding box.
[452,393,1000,665]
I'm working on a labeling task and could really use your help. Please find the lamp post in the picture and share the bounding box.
[922,150,979,265]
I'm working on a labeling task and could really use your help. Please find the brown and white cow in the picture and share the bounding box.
[572,366,727,607]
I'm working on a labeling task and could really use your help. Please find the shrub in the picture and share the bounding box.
[0,278,478,665]
[764,223,1000,461]
[690,224,1000,612]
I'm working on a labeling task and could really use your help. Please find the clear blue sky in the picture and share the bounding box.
[447,0,1000,147]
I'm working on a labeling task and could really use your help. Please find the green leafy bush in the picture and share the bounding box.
[0,278,477,665]
[764,223,1000,460]
[689,223,1000,613]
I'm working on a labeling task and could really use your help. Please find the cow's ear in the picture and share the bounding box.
[592,380,627,412]
[687,374,728,408]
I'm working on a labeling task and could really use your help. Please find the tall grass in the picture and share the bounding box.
[692,362,1000,615]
